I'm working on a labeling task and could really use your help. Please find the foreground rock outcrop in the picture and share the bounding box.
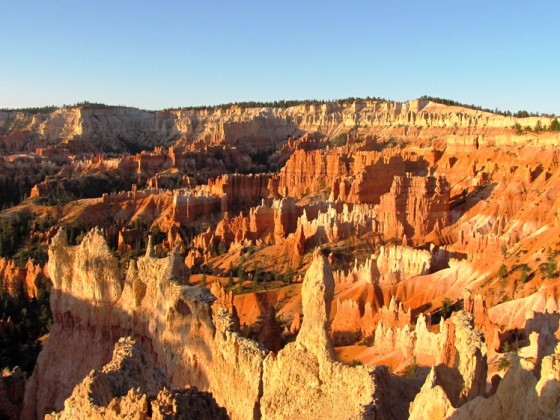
[18,220,560,419]
[46,337,228,420]
[23,232,395,419]
[261,252,378,419]
[411,347,560,419]
[22,229,225,418]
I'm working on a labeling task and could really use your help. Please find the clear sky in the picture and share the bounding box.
[1,1,559,114]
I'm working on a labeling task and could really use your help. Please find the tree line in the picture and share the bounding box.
[420,95,556,118]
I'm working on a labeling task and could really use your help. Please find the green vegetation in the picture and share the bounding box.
[0,284,52,373]
[421,95,513,116]
[217,241,226,256]
[167,96,387,112]
[441,298,453,320]
[237,265,245,283]
[497,356,511,371]
[497,264,508,279]
[3,95,557,123]
[4,97,556,120]
[501,339,519,355]
[512,117,560,134]
[0,178,32,208]
[0,105,58,114]
[227,263,235,290]
[539,250,558,279]
[405,357,419,378]
[501,245,508,259]
[328,125,359,148]
[253,266,262,283]
[520,265,529,284]
[421,95,556,118]
[0,102,112,114]
[0,101,154,114]
[0,210,54,373]
[535,120,543,133]
[329,132,347,147]
[0,212,32,260]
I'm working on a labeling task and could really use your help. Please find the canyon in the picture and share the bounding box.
[0,98,559,419]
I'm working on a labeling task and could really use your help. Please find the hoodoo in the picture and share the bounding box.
[1,98,559,419]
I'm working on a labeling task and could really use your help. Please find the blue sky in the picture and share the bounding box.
[1,1,559,114]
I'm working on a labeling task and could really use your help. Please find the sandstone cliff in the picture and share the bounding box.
[413,347,560,419]
[261,251,379,419]
[4,96,560,420]
[0,258,47,299]
[25,236,406,419]
[2,99,553,154]
[46,337,228,420]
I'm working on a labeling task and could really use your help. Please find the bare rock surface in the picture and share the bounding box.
[261,251,378,419]
[46,337,228,420]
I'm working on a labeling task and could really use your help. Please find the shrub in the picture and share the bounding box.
[535,120,543,133]
[501,245,508,259]
[520,266,528,283]
[539,257,557,279]
[441,298,453,319]
[227,263,234,289]
[329,133,347,147]
[405,357,419,378]
[237,266,245,283]
[498,264,508,279]
[497,357,511,371]
[0,283,52,373]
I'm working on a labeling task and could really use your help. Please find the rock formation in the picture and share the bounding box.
[45,337,228,420]
[2,98,560,419]
[420,345,560,419]
[376,245,432,285]
[23,228,220,418]
[409,311,489,418]
[0,258,47,299]
[1,99,554,156]
[375,173,450,243]
[23,236,405,419]
[260,251,379,419]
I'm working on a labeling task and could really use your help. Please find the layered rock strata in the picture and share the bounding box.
[3,99,550,154]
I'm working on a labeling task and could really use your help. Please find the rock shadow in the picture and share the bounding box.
[449,182,497,223]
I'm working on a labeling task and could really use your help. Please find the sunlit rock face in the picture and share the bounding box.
[45,337,229,420]
[12,231,246,419]
[4,98,560,419]
[261,251,381,419]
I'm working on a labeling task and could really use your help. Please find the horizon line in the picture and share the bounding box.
[0,96,557,118]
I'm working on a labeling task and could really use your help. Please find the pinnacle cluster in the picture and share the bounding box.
[0,98,559,419]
